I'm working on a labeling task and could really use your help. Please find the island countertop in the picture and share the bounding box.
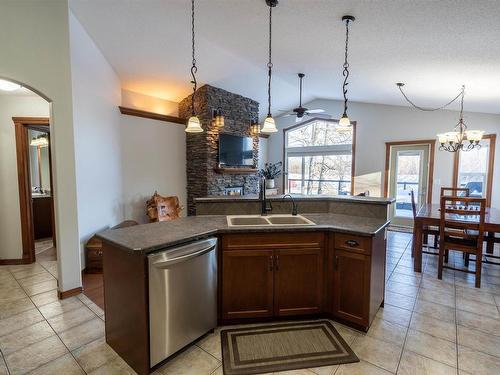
[195,194,395,205]
[96,213,390,254]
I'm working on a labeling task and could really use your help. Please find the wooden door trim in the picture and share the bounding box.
[8,117,50,264]
[384,139,436,204]
[452,133,496,207]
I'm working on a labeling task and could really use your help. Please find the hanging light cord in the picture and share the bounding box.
[267,5,273,117]
[190,0,197,116]
[341,18,351,116]
[397,83,464,112]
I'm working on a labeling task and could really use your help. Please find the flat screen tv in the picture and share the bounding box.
[219,134,254,167]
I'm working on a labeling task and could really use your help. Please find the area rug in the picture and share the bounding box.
[220,320,359,375]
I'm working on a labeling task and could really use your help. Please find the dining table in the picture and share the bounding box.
[413,203,500,272]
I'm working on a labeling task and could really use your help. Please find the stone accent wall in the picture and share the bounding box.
[179,85,259,215]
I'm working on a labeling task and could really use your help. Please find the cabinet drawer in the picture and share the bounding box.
[334,233,371,255]
[223,232,325,251]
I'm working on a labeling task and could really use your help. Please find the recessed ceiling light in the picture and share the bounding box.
[0,79,22,91]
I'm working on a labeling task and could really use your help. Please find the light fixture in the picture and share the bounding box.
[185,0,203,133]
[250,118,260,136]
[212,108,224,128]
[397,83,484,152]
[0,79,21,92]
[260,0,278,134]
[337,15,355,132]
[30,135,49,147]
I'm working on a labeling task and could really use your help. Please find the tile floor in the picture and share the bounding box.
[1,230,500,374]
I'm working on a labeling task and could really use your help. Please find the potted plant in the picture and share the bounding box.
[258,162,282,189]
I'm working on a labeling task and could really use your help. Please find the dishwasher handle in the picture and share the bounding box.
[151,240,217,268]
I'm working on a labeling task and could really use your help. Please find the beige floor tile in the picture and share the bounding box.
[86,301,104,317]
[404,329,457,367]
[417,288,455,308]
[28,353,84,375]
[88,356,136,375]
[458,345,500,375]
[17,272,54,288]
[209,366,222,375]
[273,370,316,375]
[351,335,402,373]
[9,264,46,279]
[420,277,455,293]
[366,317,407,346]
[457,325,500,358]
[457,309,500,336]
[0,308,44,337]
[0,297,36,319]
[0,320,55,356]
[376,304,412,326]
[397,350,456,375]
[38,296,84,319]
[72,337,119,373]
[22,279,57,297]
[4,335,67,375]
[197,330,222,360]
[30,290,59,307]
[384,291,415,310]
[0,354,7,375]
[412,299,456,323]
[157,345,220,375]
[409,311,456,342]
[309,364,338,375]
[47,306,95,334]
[456,287,497,305]
[0,287,27,304]
[456,297,500,318]
[58,317,105,351]
[335,360,392,375]
[388,272,421,286]
[331,322,362,345]
[386,281,419,298]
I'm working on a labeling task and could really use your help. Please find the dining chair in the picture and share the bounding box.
[410,190,440,254]
[438,196,486,288]
[440,187,470,198]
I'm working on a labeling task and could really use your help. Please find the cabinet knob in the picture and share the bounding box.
[345,239,359,247]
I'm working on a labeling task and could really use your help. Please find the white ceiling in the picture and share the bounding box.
[69,0,500,116]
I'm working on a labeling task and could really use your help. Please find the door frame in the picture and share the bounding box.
[8,117,54,265]
[384,139,436,206]
[452,133,496,207]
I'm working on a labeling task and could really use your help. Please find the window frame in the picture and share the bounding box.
[282,118,356,195]
[453,133,496,206]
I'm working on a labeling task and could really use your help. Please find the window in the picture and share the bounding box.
[284,119,355,195]
[454,134,496,206]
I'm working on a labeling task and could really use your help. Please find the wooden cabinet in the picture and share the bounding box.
[32,196,53,240]
[222,249,274,319]
[274,247,324,316]
[221,233,325,320]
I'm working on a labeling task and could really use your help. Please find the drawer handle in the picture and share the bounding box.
[345,240,359,247]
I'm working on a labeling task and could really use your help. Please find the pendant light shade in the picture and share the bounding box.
[185,0,203,133]
[213,108,224,128]
[186,115,203,133]
[261,0,278,134]
[339,15,355,131]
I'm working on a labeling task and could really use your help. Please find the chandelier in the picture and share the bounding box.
[396,83,484,152]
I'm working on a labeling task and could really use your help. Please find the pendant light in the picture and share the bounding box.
[212,108,224,128]
[260,0,278,134]
[185,0,203,133]
[338,15,355,131]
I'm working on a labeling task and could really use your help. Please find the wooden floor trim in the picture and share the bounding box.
[58,286,83,300]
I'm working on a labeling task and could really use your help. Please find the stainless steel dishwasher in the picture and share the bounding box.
[148,237,217,367]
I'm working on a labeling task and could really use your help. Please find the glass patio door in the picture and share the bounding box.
[388,144,430,227]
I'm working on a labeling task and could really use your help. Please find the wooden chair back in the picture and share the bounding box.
[409,190,418,219]
[440,187,470,197]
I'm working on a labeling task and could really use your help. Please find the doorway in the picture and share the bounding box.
[385,140,435,227]
[12,117,56,263]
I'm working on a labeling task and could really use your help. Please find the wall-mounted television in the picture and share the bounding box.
[218,134,254,167]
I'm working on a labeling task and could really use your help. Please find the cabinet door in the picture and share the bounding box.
[332,249,370,327]
[222,249,274,319]
[274,247,324,316]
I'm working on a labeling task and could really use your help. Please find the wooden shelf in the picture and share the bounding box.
[119,106,186,125]
[214,167,258,174]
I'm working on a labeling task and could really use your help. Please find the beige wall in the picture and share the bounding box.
[0,95,49,260]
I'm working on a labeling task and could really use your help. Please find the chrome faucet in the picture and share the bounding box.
[259,177,272,216]
[282,194,298,216]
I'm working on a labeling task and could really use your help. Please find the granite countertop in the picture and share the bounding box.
[195,194,395,205]
[96,213,390,254]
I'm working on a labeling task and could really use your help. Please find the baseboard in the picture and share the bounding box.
[0,258,31,265]
[58,287,83,300]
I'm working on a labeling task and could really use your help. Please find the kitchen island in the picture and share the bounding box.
[98,209,390,375]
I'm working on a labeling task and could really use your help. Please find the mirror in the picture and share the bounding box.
[28,129,51,196]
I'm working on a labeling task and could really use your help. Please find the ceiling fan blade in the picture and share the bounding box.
[306,109,325,113]
[305,113,332,119]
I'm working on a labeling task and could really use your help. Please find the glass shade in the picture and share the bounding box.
[465,130,484,142]
[0,79,21,91]
[437,133,449,144]
[185,116,203,133]
[214,114,224,128]
[261,115,278,133]
[337,114,352,133]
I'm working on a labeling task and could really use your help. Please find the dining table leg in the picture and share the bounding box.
[486,231,495,255]
[414,218,423,273]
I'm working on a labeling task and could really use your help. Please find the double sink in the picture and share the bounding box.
[227,214,315,227]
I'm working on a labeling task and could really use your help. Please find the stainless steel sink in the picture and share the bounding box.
[227,215,315,227]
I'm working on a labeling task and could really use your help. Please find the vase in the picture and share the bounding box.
[265,179,275,189]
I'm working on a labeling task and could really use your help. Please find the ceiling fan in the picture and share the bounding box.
[283,73,331,122]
